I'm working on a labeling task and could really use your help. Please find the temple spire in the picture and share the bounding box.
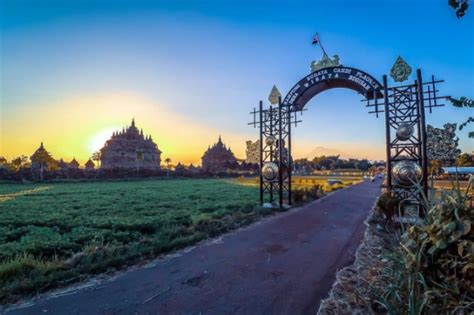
[131,118,135,127]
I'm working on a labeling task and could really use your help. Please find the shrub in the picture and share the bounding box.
[375,192,401,221]
[378,181,473,314]
[292,185,324,204]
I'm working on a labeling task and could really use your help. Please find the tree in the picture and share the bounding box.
[447,97,474,138]
[30,146,55,181]
[10,155,28,172]
[0,156,7,168]
[429,159,443,176]
[293,158,313,174]
[356,159,372,171]
[447,0,472,137]
[312,155,338,170]
[164,158,172,177]
[456,153,474,166]
[448,0,469,18]
[426,124,461,165]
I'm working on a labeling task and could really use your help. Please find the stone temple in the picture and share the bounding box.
[100,119,161,170]
[201,136,238,172]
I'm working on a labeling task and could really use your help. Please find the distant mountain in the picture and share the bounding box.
[305,146,350,159]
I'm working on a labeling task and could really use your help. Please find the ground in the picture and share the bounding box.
[3,178,382,314]
[0,177,355,304]
[0,179,258,303]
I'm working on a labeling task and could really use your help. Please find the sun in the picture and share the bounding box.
[88,127,119,154]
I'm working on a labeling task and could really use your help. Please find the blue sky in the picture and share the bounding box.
[1,0,473,162]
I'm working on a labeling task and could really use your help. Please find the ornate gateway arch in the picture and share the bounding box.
[283,66,383,110]
[250,59,446,211]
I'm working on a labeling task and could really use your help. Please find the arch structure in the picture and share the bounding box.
[250,65,446,211]
[282,66,383,111]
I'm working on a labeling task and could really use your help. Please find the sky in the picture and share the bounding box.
[1,0,473,165]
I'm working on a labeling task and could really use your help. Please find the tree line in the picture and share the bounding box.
[293,155,385,174]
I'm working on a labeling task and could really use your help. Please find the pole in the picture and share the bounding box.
[287,104,292,205]
[316,32,329,57]
[278,97,283,207]
[269,106,274,204]
[259,100,263,205]
[382,75,392,193]
[416,69,429,200]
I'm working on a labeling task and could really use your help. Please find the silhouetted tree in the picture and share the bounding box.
[356,159,371,171]
[31,146,55,181]
[448,0,469,18]
[11,155,28,172]
[0,156,7,167]
[164,158,172,177]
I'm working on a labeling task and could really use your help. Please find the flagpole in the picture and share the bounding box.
[316,33,329,57]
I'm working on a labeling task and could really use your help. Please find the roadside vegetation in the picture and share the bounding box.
[377,180,473,314]
[237,175,359,190]
[319,178,473,314]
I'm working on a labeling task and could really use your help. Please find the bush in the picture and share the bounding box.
[375,192,401,221]
[292,185,324,204]
[378,181,473,314]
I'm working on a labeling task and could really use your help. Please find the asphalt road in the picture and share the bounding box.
[5,179,382,315]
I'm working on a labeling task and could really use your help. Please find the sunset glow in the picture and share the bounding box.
[88,127,120,154]
[1,0,473,165]
[1,92,255,164]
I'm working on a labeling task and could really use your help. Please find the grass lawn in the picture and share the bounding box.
[235,175,361,190]
[0,179,268,304]
[0,176,362,304]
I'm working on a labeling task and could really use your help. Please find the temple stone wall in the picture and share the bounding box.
[100,119,161,170]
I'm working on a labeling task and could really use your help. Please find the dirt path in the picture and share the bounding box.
[6,179,382,315]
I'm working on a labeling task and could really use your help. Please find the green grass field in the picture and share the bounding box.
[235,175,361,190]
[0,179,267,303]
[0,176,361,303]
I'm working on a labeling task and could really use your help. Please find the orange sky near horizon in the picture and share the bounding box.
[0,92,387,166]
[2,0,473,167]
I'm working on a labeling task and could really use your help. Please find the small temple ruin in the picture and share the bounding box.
[201,136,238,173]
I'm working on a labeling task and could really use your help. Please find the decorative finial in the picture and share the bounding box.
[310,54,340,73]
[268,85,282,105]
[131,118,135,127]
[390,56,412,82]
[40,142,44,149]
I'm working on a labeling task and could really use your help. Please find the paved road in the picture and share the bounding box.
[6,180,382,315]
